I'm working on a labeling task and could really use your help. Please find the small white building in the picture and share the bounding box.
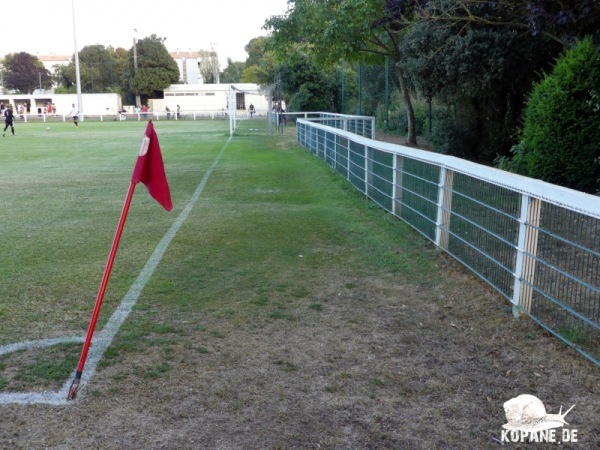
[0,93,122,117]
[150,83,271,117]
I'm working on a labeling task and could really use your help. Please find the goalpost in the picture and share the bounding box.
[228,84,274,136]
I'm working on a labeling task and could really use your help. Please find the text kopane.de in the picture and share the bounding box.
[501,429,578,443]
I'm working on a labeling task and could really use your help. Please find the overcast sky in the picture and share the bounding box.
[1,0,289,67]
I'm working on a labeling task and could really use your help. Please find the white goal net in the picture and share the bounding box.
[228,84,274,136]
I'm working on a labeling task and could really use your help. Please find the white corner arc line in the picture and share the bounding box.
[0,138,230,406]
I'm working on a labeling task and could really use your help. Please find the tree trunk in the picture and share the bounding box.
[395,64,417,146]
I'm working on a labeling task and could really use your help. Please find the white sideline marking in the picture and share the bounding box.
[0,139,230,405]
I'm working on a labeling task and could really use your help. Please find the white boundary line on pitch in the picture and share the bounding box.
[0,138,230,406]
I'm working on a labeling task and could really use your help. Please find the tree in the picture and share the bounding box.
[198,50,219,84]
[220,58,245,83]
[499,37,600,193]
[127,35,179,100]
[401,7,562,162]
[53,64,76,93]
[54,45,126,94]
[79,45,123,92]
[409,0,600,45]
[279,51,339,112]
[245,37,270,68]
[265,0,421,145]
[240,37,278,85]
[398,0,596,163]
[2,52,52,94]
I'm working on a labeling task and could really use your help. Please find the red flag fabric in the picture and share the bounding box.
[131,120,173,211]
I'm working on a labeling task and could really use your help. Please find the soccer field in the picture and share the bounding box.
[0,120,598,447]
[0,120,231,345]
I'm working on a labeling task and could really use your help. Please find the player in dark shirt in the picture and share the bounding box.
[3,106,15,137]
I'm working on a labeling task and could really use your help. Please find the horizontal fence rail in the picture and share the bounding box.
[11,109,267,123]
[276,112,375,139]
[297,117,600,366]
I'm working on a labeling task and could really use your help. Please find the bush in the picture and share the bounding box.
[429,107,481,159]
[396,99,431,138]
[503,37,600,193]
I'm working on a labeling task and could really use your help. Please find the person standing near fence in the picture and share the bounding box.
[69,104,79,128]
[3,106,16,137]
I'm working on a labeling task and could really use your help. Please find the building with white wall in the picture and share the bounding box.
[0,93,121,117]
[169,50,220,84]
[150,83,270,116]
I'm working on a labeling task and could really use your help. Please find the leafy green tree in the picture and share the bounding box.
[53,64,76,93]
[53,45,127,94]
[2,52,52,94]
[79,45,122,92]
[279,51,339,112]
[240,37,278,85]
[265,0,421,145]
[401,14,562,162]
[199,51,219,84]
[220,58,245,83]
[500,37,600,193]
[127,35,179,100]
[54,45,125,93]
[419,0,600,45]
[245,37,270,68]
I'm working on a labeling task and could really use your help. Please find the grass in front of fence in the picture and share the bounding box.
[0,119,435,392]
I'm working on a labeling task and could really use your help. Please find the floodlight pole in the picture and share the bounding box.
[72,0,83,117]
[133,29,141,107]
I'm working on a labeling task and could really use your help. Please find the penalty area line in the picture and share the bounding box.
[0,137,231,406]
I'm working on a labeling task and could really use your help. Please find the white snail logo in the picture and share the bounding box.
[501,394,578,444]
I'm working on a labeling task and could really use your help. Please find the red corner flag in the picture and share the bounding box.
[131,120,173,211]
[68,121,173,400]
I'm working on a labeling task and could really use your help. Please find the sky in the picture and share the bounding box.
[1,0,290,67]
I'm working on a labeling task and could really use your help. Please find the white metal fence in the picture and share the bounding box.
[297,117,600,366]
[13,109,268,123]
[280,112,375,138]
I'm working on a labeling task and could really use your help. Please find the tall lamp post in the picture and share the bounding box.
[133,29,141,107]
[72,0,83,117]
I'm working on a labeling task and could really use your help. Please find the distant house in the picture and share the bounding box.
[169,50,220,84]
[38,54,72,74]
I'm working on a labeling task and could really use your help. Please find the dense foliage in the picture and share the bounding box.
[127,35,180,100]
[265,0,420,145]
[53,45,128,94]
[401,16,562,161]
[499,37,600,193]
[2,52,52,94]
[220,58,245,83]
[280,52,338,112]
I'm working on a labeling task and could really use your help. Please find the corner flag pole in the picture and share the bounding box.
[68,182,137,400]
[68,121,172,400]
